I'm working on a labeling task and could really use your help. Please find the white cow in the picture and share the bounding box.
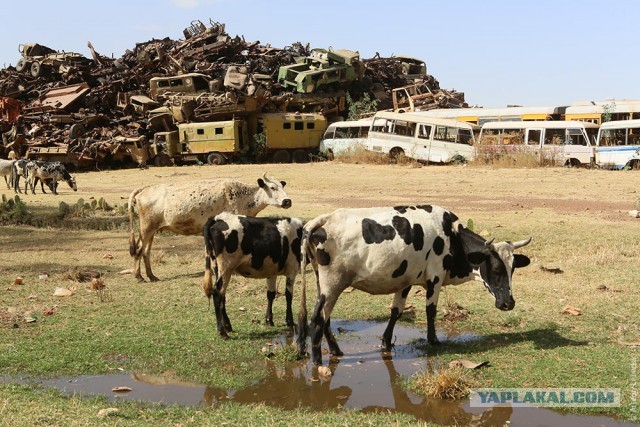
[297,205,531,365]
[0,159,14,189]
[128,173,292,282]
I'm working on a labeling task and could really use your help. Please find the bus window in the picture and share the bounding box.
[458,129,473,145]
[418,124,432,139]
[392,120,416,137]
[599,128,625,146]
[434,126,457,142]
[545,129,565,145]
[527,130,542,145]
[567,129,587,146]
[629,128,640,145]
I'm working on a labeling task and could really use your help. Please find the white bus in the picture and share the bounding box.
[319,119,373,159]
[477,121,597,166]
[366,111,478,163]
[596,120,640,170]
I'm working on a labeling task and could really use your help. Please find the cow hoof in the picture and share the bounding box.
[266,320,275,327]
[225,325,233,332]
[135,276,145,283]
[330,349,344,357]
[149,275,160,282]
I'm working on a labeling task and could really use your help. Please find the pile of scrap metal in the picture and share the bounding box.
[0,18,468,169]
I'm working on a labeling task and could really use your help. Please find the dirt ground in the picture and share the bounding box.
[29,162,637,223]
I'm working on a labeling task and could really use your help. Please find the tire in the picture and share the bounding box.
[153,153,173,167]
[292,149,309,163]
[627,159,640,170]
[69,124,86,139]
[16,58,29,73]
[30,61,43,78]
[389,147,404,160]
[564,158,581,168]
[272,150,291,163]
[206,152,226,165]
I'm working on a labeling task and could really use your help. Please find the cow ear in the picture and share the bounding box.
[280,180,286,188]
[513,254,530,269]
[467,251,488,266]
[258,178,266,188]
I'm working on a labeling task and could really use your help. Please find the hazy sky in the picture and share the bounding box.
[2,0,638,108]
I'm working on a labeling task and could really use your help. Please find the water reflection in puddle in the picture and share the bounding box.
[10,320,637,426]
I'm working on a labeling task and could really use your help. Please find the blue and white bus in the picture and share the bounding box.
[596,120,640,170]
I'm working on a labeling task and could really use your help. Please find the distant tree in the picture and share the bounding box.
[602,102,616,123]
[346,92,378,121]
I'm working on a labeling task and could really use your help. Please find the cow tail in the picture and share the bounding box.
[202,216,218,300]
[128,188,144,257]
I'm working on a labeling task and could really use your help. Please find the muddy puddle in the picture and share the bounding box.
[6,319,637,426]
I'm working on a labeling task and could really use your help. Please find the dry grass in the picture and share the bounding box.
[410,366,471,399]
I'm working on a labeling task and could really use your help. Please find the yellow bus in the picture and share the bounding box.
[256,113,328,163]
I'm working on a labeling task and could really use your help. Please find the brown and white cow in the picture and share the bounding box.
[203,212,303,338]
[128,173,292,282]
[297,205,531,365]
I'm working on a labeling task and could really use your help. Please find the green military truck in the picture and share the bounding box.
[277,48,364,94]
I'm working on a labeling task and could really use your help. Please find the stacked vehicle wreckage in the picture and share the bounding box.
[0,19,468,169]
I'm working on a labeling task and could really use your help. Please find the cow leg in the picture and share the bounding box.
[3,176,9,189]
[310,282,344,365]
[213,271,232,338]
[39,178,47,194]
[141,232,159,282]
[285,276,295,328]
[265,276,276,326]
[221,294,232,332]
[323,318,343,356]
[51,178,59,195]
[425,276,442,345]
[13,175,21,193]
[382,286,412,350]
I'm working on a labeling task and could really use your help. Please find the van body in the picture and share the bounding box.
[366,111,477,163]
[596,119,640,169]
[478,121,597,166]
[319,119,372,158]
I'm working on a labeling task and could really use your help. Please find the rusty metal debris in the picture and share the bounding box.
[0,19,468,169]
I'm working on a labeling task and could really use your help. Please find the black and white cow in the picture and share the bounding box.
[297,205,531,365]
[203,212,304,339]
[26,161,77,195]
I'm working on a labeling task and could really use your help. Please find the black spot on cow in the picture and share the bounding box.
[442,254,455,272]
[450,212,459,223]
[211,220,229,255]
[316,248,331,266]
[279,236,289,271]
[417,271,423,279]
[432,236,445,256]
[442,211,453,237]
[417,204,433,213]
[401,286,411,298]
[291,237,302,264]
[392,260,408,278]
[426,276,440,299]
[238,216,282,270]
[412,223,424,251]
[225,230,239,253]
[362,218,396,244]
[392,216,412,245]
[394,206,409,214]
[425,249,431,261]
[311,227,328,245]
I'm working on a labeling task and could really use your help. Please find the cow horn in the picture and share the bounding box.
[512,237,532,249]
[484,238,495,247]
[262,172,268,181]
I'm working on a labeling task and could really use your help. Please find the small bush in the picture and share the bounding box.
[409,365,471,399]
[0,194,33,224]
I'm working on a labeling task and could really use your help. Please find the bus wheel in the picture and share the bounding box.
[272,150,291,163]
[207,152,226,165]
[154,153,173,167]
[326,150,335,161]
[389,147,404,161]
[292,149,308,163]
[565,158,581,168]
[626,159,640,170]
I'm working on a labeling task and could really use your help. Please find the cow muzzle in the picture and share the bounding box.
[496,298,515,311]
[281,199,292,208]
